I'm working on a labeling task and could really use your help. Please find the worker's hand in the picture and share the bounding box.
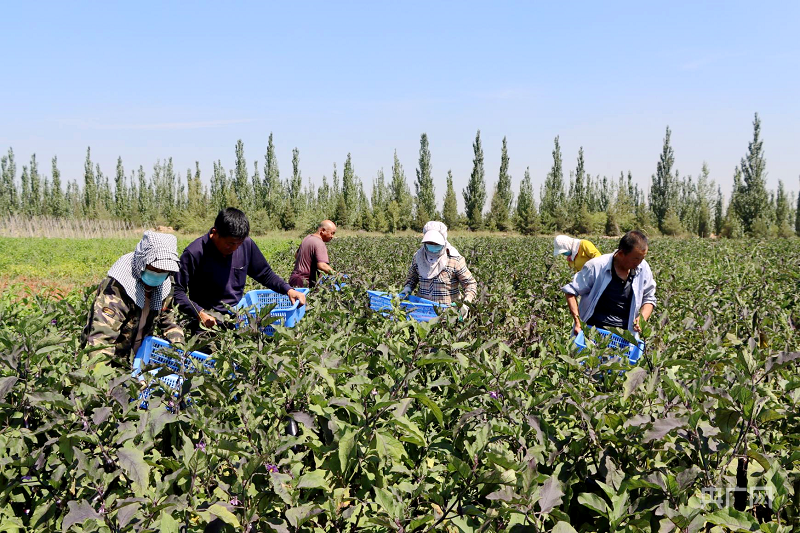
[633,316,642,333]
[572,321,582,337]
[287,289,306,307]
[198,310,217,329]
[397,288,411,300]
[459,304,469,321]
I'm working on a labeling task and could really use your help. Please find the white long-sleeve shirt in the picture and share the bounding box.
[561,252,657,332]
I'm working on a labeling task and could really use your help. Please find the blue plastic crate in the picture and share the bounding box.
[131,336,214,406]
[573,327,645,366]
[235,288,309,336]
[367,290,447,322]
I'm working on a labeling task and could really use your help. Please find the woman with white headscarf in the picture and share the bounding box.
[399,221,478,317]
[81,231,185,367]
[553,234,601,273]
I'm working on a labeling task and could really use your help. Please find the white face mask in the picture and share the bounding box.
[425,243,444,254]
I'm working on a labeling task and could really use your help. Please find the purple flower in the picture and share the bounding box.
[230,496,241,506]
[98,502,106,515]
[265,463,279,473]
[489,391,501,400]
[196,441,206,452]
[21,475,32,481]
[51,319,58,325]
[370,388,378,396]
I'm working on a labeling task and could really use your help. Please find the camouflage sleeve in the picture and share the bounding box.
[157,293,185,345]
[83,277,130,357]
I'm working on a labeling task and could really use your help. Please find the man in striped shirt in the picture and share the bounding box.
[399,221,478,317]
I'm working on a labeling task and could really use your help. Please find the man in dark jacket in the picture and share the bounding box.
[174,207,305,332]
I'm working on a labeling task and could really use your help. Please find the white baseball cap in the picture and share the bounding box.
[421,230,445,245]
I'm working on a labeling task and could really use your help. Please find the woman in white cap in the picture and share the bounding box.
[81,230,185,367]
[399,221,478,317]
[553,234,601,274]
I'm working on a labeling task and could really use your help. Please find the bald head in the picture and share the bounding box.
[316,220,337,242]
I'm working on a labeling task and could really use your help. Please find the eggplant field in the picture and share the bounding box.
[1,236,799,532]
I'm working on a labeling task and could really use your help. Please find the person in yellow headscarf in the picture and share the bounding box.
[553,235,601,273]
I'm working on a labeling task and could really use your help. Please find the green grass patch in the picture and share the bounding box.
[0,235,296,292]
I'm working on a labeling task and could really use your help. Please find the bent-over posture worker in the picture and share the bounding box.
[289,220,337,288]
[174,207,306,332]
[553,234,602,273]
[82,231,184,367]
[399,221,477,318]
[562,230,656,335]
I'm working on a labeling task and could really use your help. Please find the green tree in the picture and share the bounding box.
[610,171,636,234]
[414,133,436,227]
[356,180,372,230]
[696,163,714,237]
[734,113,769,234]
[233,140,252,213]
[714,186,724,236]
[50,156,66,217]
[210,160,229,212]
[251,160,263,210]
[29,154,41,216]
[341,153,356,228]
[540,136,566,231]
[489,136,513,231]
[290,147,303,205]
[64,180,80,217]
[514,167,539,235]
[114,157,127,219]
[371,169,389,232]
[796,177,800,236]
[187,162,205,216]
[83,147,97,218]
[137,165,154,224]
[151,158,177,223]
[317,176,331,218]
[571,146,586,212]
[0,148,17,214]
[650,126,675,232]
[462,130,486,230]
[442,170,459,230]
[263,133,281,214]
[775,180,788,227]
[97,163,113,216]
[389,150,412,231]
[773,180,795,237]
[333,195,348,227]
[279,148,303,231]
[20,165,30,216]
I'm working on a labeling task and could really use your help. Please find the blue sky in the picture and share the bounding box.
[2,1,799,209]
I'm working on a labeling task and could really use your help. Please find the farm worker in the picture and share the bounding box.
[553,234,601,273]
[81,230,184,367]
[562,230,656,336]
[288,220,337,288]
[174,207,306,333]
[398,221,478,318]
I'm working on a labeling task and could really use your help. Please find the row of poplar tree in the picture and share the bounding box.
[1,113,798,237]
